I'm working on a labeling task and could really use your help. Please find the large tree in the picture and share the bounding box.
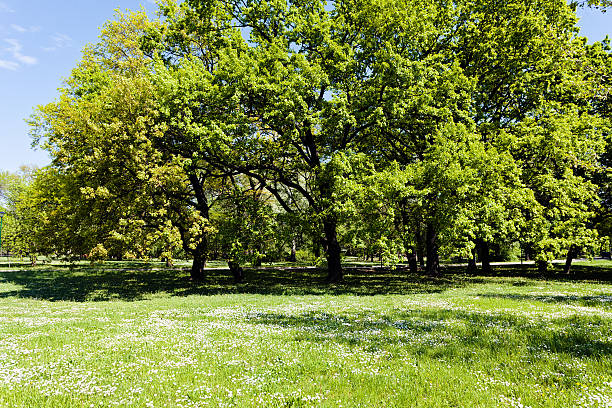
[144,0,439,281]
[31,11,224,277]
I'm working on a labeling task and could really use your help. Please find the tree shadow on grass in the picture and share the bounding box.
[1,262,612,302]
[476,292,612,309]
[0,265,467,302]
[248,308,612,360]
[476,263,612,282]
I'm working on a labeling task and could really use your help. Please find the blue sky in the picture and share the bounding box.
[0,2,611,173]
[0,0,156,173]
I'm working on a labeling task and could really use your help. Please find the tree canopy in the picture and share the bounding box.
[23,0,612,280]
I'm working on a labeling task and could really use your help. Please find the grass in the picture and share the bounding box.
[0,261,612,407]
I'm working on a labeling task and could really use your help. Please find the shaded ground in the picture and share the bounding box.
[249,308,612,359]
[0,260,611,302]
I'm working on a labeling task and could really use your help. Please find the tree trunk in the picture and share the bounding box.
[288,239,297,262]
[425,223,440,277]
[186,172,211,282]
[188,235,208,281]
[467,247,477,273]
[323,218,343,283]
[537,260,548,275]
[165,257,173,268]
[253,242,263,266]
[408,248,418,275]
[228,260,244,283]
[313,240,321,259]
[416,224,425,268]
[524,244,532,261]
[478,239,492,274]
[191,254,205,281]
[564,246,578,275]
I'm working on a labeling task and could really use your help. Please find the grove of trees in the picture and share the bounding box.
[2,0,611,282]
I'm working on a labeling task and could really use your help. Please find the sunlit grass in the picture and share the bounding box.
[1,262,612,407]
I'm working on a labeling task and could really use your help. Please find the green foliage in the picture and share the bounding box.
[23,0,612,277]
[87,243,108,263]
[0,167,40,260]
[211,185,278,266]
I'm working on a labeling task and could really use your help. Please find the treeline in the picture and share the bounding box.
[2,0,611,281]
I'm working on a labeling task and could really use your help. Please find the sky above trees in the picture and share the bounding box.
[0,1,610,173]
[0,0,156,172]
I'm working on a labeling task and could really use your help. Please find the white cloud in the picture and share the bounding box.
[10,24,25,32]
[0,59,18,70]
[0,2,14,13]
[0,38,37,70]
[10,24,41,33]
[42,33,72,52]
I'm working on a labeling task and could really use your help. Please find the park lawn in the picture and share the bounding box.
[0,263,611,407]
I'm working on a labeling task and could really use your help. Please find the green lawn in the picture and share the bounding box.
[1,262,611,407]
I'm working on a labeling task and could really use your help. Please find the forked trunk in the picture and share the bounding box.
[186,172,210,282]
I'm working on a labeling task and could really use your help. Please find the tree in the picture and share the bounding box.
[31,9,284,279]
[338,0,606,275]
[211,180,278,282]
[575,0,612,9]
[0,168,37,261]
[572,39,612,271]
[30,11,219,277]
[30,0,609,282]
[147,0,431,282]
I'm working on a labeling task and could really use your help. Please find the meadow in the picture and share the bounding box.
[0,261,611,407]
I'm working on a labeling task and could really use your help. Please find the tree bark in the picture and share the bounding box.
[416,223,425,268]
[228,260,244,283]
[323,218,343,283]
[407,248,418,275]
[186,172,210,282]
[524,244,532,261]
[425,223,440,277]
[537,260,548,275]
[288,238,297,262]
[467,247,477,273]
[313,240,321,259]
[564,245,578,275]
[478,239,492,274]
[191,253,205,281]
